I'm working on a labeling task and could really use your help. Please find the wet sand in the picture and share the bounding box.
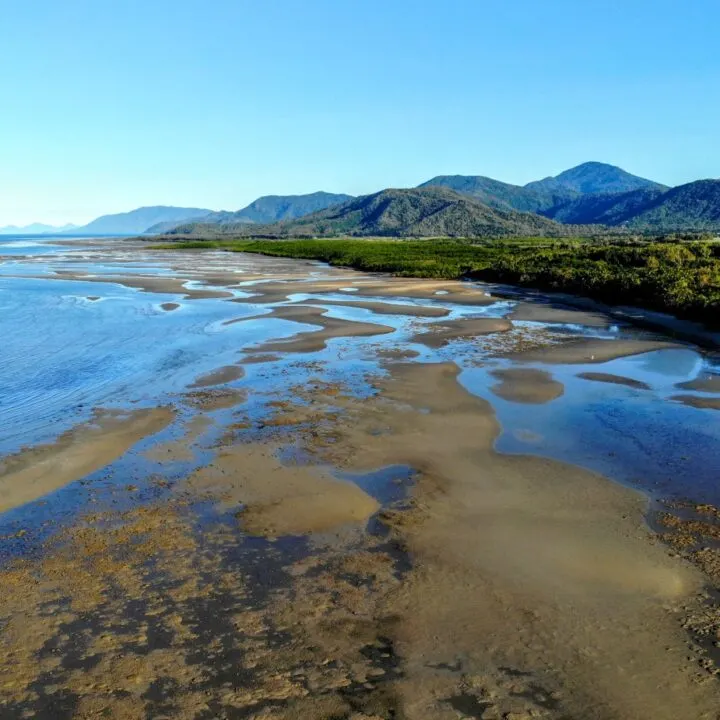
[491,367,565,403]
[0,407,174,513]
[233,277,496,306]
[510,300,612,327]
[578,371,652,390]
[412,316,512,348]
[4,360,719,718]
[247,305,395,354]
[508,337,682,364]
[186,443,380,536]
[40,271,235,299]
[1,246,720,719]
[307,298,451,317]
[671,394,720,411]
[189,365,245,388]
[677,373,720,393]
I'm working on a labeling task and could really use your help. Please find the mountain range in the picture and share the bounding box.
[172,187,575,239]
[0,222,78,235]
[6,162,720,238]
[167,162,719,238]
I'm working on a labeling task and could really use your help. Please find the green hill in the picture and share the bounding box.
[417,175,578,213]
[621,180,720,230]
[147,192,353,234]
[542,187,668,225]
[525,161,666,195]
[170,187,577,238]
[186,191,354,228]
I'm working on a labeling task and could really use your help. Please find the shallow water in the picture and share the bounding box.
[1,239,719,525]
[461,349,720,504]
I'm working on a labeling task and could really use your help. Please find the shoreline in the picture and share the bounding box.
[1,245,719,718]
[150,237,720,343]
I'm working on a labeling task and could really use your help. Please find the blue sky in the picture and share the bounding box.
[1,0,718,225]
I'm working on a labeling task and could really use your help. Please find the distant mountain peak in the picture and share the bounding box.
[0,222,78,235]
[72,206,214,235]
[525,162,666,195]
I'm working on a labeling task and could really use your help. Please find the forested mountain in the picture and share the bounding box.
[525,161,666,195]
[620,180,720,230]
[417,175,578,213]
[170,187,575,238]
[74,206,213,235]
[40,163,718,239]
[541,187,668,224]
[222,192,354,224]
[146,192,353,233]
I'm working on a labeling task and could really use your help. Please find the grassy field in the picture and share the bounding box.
[154,237,720,324]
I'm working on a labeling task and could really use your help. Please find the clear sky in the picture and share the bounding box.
[1,0,718,226]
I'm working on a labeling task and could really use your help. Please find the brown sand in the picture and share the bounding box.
[248,305,395,354]
[233,277,495,306]
[160,301,180,311]
[578,372,652,390]
[0,407,174,512]
[189,365,245,388]
[181,387,247,411]
[676,374,720,393]
[510,301,612,327]
[144,415,214,462]
[670,394,720,411]
[185,444,380,536]
[286,361,717,719]
[238,352,282,364]
[508,337,682,364]
[372,346,421,361]
[491,368,565,404]
[357,278,496,305]
[412,316,512,348]
[309,298,451,317]
[2,253,719,719]
[1,361,718,718]
[45,272,234,299]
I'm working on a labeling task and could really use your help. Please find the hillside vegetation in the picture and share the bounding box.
[170,188,581,238]
[622,180,720,231]
[157,237,720,324]
[417,175,578,213]
[542,188,667,224]
[525,161,667,195]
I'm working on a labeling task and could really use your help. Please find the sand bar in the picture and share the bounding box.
[490,367,565,404]
[0,407,174,512]
[247,304,395,354]
[578,371,651,389]
[412,316,512,348]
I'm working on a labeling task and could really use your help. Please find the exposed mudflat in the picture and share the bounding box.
[0,407,174,513]
[508,337,682,364]
[577,371,652,390]
[412,316,513,348]
[1,240,720,720]
[677,373,720,393]
[491,368,565,404]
